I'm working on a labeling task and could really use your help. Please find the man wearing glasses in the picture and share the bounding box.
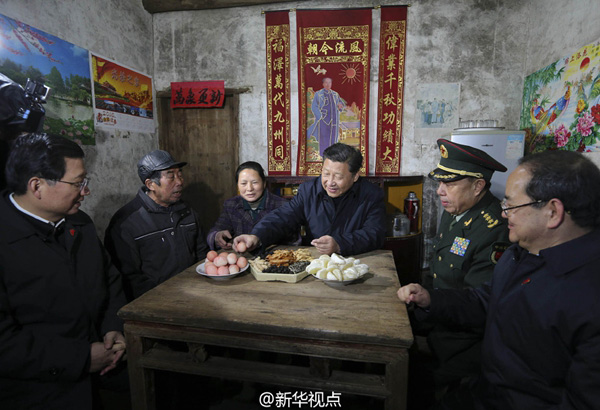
[105,150,208,300]
[411,138,510,405]
[0,133,126,408]
[399,150,600,409]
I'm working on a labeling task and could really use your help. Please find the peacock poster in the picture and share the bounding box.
[521,38,600,154]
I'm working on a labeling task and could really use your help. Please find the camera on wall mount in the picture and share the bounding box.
[0,73,50,134]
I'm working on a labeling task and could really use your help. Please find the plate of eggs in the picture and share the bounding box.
[196,250,249,281]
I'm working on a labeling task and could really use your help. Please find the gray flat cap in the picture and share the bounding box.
[137,150,187,182]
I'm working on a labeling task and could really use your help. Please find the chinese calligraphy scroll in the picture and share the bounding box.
[296,9,371,176]
[170,81,225,108]
[375,6,407,175]
[265,11,292,175]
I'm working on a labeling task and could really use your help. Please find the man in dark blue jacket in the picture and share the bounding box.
[234,143,386,256]
[397,150,600,410]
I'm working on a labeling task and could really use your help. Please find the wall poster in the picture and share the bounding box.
[0,13,95,144]
[91,54,154,134]
[521,38,600,153]
[296,9,371,176]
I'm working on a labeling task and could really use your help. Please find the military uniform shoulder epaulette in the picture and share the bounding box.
[479,209,503,229]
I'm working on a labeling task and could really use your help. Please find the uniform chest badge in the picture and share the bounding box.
[450,237,470,256]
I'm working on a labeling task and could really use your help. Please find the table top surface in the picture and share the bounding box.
[118,248,413,348]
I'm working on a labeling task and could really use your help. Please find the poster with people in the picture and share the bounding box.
[296,9,371,176]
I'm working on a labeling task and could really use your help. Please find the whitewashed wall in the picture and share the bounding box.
[0,0,155,238]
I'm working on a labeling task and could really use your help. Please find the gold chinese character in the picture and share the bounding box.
[273,92,284,107]
[319,42,333,55]
[386,34,398,51]
[335,41,347,54]
[386,54,397,71]
[307,43,318,55]
[272,39,284,53]
[274,74,283,89]
[383,129,394,143]
[382,146,392,161]
[383,93,397,107]
[274,111,285,123]
[349,41,362,53]
[385,72,397,88]
[275,145,284,159]
[273,128,284,141]
[274,57,284,71]
[383,111,396,125]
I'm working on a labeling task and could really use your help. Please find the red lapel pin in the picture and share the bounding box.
[69,229,75,236]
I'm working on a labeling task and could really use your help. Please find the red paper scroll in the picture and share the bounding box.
[375,6,408,175]
[265,11,292,175]
[296,9,371,176]
[170,81,225,108]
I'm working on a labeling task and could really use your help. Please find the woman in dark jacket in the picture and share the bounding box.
[207,161,299,250]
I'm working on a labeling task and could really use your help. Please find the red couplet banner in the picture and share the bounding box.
[296,9,371,176]
[375,6,408,175]
[265,11,292,175]
[170,81,225,108]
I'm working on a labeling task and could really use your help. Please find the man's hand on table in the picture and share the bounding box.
[89,331,126,376]
[311,235,340,255]
[233,234,260,252]
[397,284,431,308]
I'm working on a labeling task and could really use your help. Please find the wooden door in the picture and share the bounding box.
[158,92,239,234]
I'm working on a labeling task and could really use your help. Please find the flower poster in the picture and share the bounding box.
[521,38,600,153]
[91,54,154,133]
[0,13,95,144]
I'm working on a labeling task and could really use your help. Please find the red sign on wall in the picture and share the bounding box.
[170,81,225,108]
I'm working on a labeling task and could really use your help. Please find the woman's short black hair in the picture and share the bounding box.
[323,143,363,174]
[6,133,84,195]
[235,161,266,183]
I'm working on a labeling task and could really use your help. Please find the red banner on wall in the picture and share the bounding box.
[375,6,408,175]
[265,11,292,175]
[296,9,371,176]
[170,81,225,108]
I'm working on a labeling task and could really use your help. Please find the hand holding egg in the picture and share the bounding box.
[233,234,260,253]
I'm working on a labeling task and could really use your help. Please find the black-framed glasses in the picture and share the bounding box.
[54,177,90,192]
[500,199,546,215]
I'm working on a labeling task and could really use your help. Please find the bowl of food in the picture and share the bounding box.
[305,253,369,287]
[196,251,249,281]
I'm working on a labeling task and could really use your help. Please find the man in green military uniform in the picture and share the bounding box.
[414,138,511,403]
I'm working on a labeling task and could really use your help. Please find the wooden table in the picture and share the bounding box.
[118,248,413,409]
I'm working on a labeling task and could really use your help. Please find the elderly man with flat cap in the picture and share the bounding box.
[105,150,208,300]
[409,138,511,406]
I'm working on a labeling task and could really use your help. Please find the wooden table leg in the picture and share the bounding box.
[125,329,156,410]
[384,349,409,410]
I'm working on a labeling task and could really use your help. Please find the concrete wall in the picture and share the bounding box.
[0,0,155,238]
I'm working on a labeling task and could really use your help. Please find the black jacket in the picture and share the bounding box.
[0,191,125,409]
[104,188,208,300]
